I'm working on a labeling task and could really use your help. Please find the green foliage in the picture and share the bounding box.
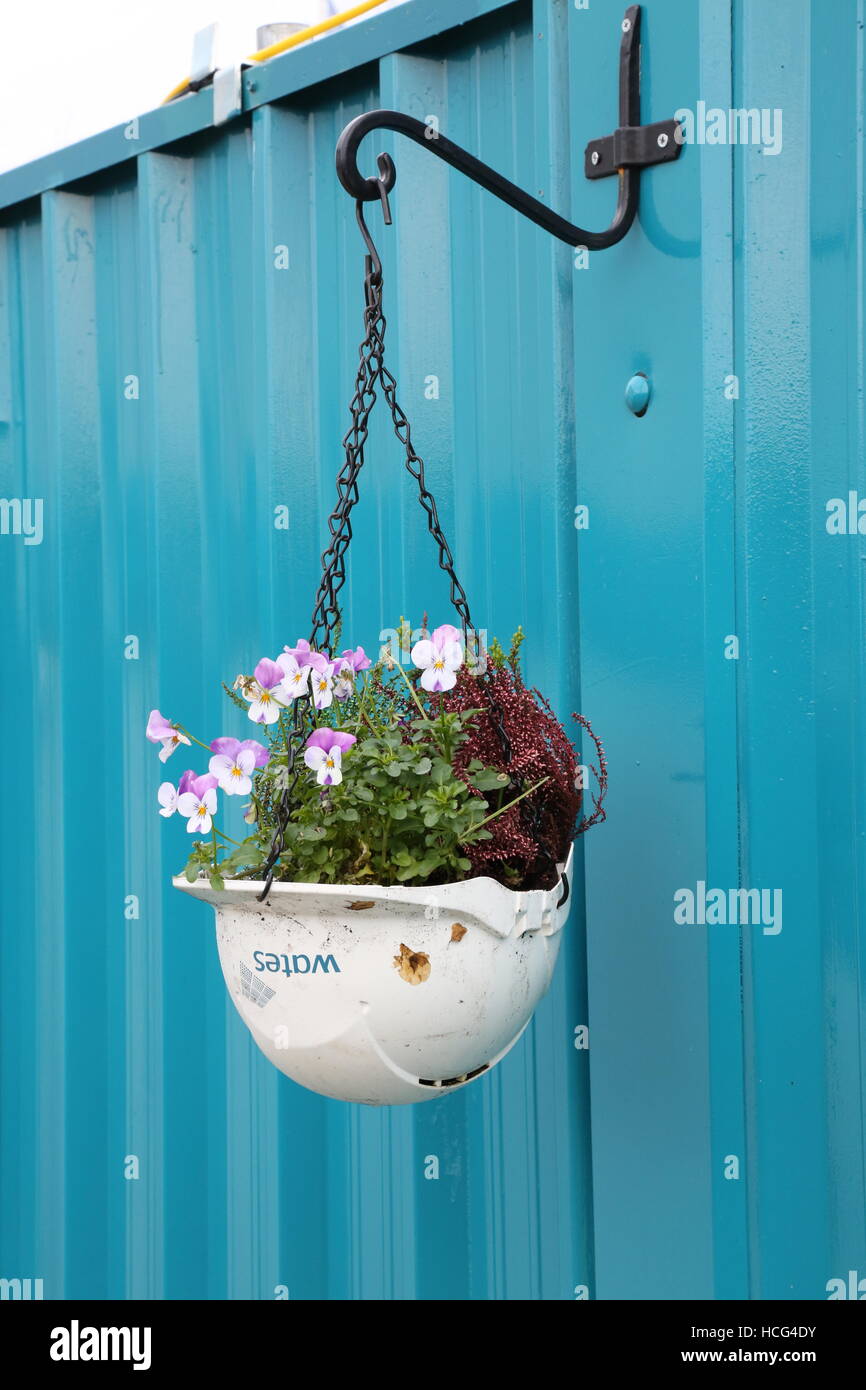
[488,636,506,669]
[487,627,524,674]
[183,840,226,892]
[262,704,505,886]
[507,625,525,674]
[222,681,250,715]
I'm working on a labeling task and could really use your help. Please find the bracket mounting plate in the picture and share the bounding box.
[585,118,682,180]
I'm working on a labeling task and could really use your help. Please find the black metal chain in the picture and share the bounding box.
[257,217,383,898]
[258,202,517,897]
[376,353,476,640]
[308,257,384,653]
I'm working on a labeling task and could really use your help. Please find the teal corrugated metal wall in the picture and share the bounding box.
[0,0,864,1300]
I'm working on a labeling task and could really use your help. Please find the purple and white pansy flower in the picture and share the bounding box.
[275,649,311,702]
[157,769,196,817]
[339,646,372,673]
[146,709,192,763]
[307,655,337,711]
[303,729,356,787]
[331,645,372,701]
[208,737,268,796]
[411,623,464,693]
[332,664,355,702]
[283,638,319,667]
[176,774,219,834]
[244,658,290,725]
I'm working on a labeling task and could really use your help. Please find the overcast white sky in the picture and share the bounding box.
[0,1,407,175]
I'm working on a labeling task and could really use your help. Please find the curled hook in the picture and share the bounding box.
[354,148,394,292]
[374,152,394,224]
[355,199,383,300]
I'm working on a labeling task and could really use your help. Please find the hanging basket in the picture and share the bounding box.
[174,848,572,1105]
[151,191,606,1107]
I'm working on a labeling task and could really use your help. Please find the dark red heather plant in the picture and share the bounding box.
[443,638,607,890]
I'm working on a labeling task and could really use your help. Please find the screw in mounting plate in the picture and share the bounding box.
[622,18,631,32]
[591,150,600,166]
[657,132,669,148]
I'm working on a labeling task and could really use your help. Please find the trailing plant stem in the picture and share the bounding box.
[393,657,431,726]
[177,725,212,754]
[214,827,242,847]
[462,776,550,838]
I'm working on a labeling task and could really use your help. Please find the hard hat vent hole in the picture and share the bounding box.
[418,1063,490,1089]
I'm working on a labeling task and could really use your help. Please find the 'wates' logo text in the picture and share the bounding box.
[253,951,340,977]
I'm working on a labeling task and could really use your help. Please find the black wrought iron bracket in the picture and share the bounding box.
[335,4,681,253]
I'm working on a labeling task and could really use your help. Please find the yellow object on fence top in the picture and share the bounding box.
[162,0,391,105]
